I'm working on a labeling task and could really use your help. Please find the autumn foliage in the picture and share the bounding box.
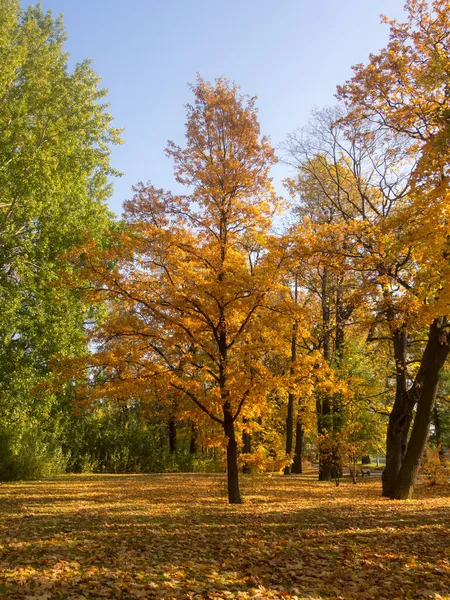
[61,1,450,506]
[72,77,338,503]
[3,2,450,599]
[2,0,450,520]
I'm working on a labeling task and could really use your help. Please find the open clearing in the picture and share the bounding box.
[0,474,449,600]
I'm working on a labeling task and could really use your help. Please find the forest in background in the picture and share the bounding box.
[1,0,449,504]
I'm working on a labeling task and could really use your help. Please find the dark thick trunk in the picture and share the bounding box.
[189,423,197,455]
[224,408,241,504]
[393,320,450,499]
[382,394,413,496]
[382,327,413,497]
[291,419,304,474]
[284,393,295,475]
[169,416,177,454]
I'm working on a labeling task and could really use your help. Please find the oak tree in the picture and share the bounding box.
[77,77,297,503]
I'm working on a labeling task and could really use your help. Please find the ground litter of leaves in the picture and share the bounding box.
[0,474,449,600]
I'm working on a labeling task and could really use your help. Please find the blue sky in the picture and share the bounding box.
[34,0,406,215]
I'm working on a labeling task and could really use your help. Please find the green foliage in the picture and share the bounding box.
[63,404,174,474]
[0,425,67,480]
[0,1,121,479]
[59,403,220,475]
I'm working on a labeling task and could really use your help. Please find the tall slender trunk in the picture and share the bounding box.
[291,419,304,474]
[318,268,332,480]
[322,268,331,364]
[393,320,450,499]
[242,418,252,474]
[285,276,298,475]
[334,276,347,367]
[284,393,294,475]
[169,416,177,454]
[224,407,241,504]
[218,298,241,503]
[330,277,348,478]
[317,394,332,480]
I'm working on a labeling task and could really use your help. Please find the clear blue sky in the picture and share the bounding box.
[33,0,407,215]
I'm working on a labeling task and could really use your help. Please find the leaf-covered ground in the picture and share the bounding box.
[0,473,449,600]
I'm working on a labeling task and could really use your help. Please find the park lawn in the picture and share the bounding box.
[0,474,449,600]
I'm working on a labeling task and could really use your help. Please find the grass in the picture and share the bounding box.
[0,472,449,599]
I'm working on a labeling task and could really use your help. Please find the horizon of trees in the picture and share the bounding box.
[1,0,449,504]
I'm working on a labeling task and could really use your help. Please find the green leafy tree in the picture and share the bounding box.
[0,1,121,479]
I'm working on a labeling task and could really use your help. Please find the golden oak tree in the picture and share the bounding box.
[77,77,302,503]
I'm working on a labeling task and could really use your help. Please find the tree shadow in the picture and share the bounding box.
[1,474,449,599]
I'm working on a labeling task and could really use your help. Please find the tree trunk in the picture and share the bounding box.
[317,394,332,480]
[169,416,177,454]
[321,268,331,364]
[242,418,252,474]
[334,275,348,367]
[330,279,349,479]
[318,269,333,480]
[285,279,298,475]
[224,408,241,504]
[291,419,304,474]
[189,423,197,455]
[382,326,413,497]
[393,320,450,499]
[284,393,294,475]
[382,395,413,496]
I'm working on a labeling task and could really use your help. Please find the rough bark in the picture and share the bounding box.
[393,320,450,499]
[382,326,414,497]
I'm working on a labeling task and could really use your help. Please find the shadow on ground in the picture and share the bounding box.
[0,474,449,599]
